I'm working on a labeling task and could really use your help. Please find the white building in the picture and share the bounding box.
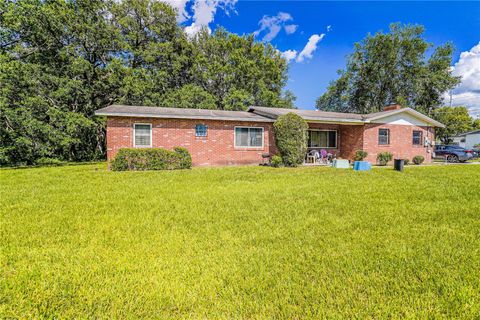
[452,129,480,149]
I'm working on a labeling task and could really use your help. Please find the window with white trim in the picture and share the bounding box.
[234,127,263,148]
[378,128,390,145]
[134,123,152,147]
[195,124,208,137]
[308,130,337,148]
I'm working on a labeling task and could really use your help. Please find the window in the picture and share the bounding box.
[234,127,264,148]
[378,129,390,145]
[195,124,208,137]
[413,130,423,145]
[134,123,151,147]
[308,130,337,148]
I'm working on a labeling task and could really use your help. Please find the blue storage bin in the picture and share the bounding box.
[353,161,371,171]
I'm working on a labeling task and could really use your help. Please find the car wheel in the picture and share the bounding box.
[447,155,459,163]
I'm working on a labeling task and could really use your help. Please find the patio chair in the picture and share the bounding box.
[305,150,320,164]
[320,149,330,165]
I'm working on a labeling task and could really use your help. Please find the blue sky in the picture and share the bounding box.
[167,0,480,115]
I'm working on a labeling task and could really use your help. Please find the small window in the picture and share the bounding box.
[134,123,151,147]
[308,130,337,148]
[195,124,208,137]
[413,130,423,145]
[378,129,390,145]
[235,127,264,148]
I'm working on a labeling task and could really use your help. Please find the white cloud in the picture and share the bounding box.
[184,0,237,37]
[284,24,298,35]
[281,49,298,62]
[296,33,325,62]
[254,12,297,42]
[445,42,480,116]
[162,0,190,22]
[327,25,332,32]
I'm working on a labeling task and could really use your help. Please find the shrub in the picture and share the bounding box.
[110,148,192,171]
[376,152,393,166]
[413,155,425,165]
[36,157,65,166]
[354,150,368,161]
[403,159,410,166]
[273,112,308,167]
[173,147,192,169]
[270,155,283,168]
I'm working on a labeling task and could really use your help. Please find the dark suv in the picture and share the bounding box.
[434,145,474,162]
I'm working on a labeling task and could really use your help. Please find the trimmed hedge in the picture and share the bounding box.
[376,152,393,166]
[110,147,192,171]
[413,155,425,165]
[273,112,308,167]
[270,155,283,168]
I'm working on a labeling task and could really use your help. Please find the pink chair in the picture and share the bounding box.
[320,149,329,164]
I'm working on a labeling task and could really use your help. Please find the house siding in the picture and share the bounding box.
[362,123,434,163]
[106,117,275,166]
[339,125,365,161]
[106,116,436,166]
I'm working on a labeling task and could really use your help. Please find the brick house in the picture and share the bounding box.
[95,103,444,166]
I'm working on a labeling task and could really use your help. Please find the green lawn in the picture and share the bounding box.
[1,164,479,318]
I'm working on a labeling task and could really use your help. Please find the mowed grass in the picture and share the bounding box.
[1,164,480,319]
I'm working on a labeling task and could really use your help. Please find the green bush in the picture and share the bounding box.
[403,159,410,166]
[173,147,192,169]
[273,112,308,167]
[110,148,192,171]
[413,155,425,165]
[36,157,65,166]
[376,152,393,166]
[354,150,368,161]
[270,155,283,168]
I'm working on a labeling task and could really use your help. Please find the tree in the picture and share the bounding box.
[161,84,216,109]
[1,0,123,165]
[192,28,294,110]
[472,118,480,130]
[316,23,460,115]
[0,0,293,165]
[433,106,473,144]
[273,113,308,167]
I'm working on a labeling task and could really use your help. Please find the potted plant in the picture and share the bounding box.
[353,150,371,171]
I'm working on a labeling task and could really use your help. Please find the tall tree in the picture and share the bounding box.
[191,28,294,110]
[0,0,293,166]
[316,23,460,115]
[433,106,474,144]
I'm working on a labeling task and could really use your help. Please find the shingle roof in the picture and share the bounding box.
[94,105,274,122]
[248,106,445,127]
[95,104,445,127]
[455,129,480,137]
[247,106,365,123]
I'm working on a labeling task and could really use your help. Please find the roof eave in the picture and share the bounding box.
[305,119,364,124]
[366,108,445,128]
[94,111,275,123]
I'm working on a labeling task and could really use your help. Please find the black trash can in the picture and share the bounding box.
[394,159,404,172]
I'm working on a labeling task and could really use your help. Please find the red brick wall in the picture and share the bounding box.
[106,116,436,166]
[106,117,275,166]
[362,123,435,164]
[339,125,365,161]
